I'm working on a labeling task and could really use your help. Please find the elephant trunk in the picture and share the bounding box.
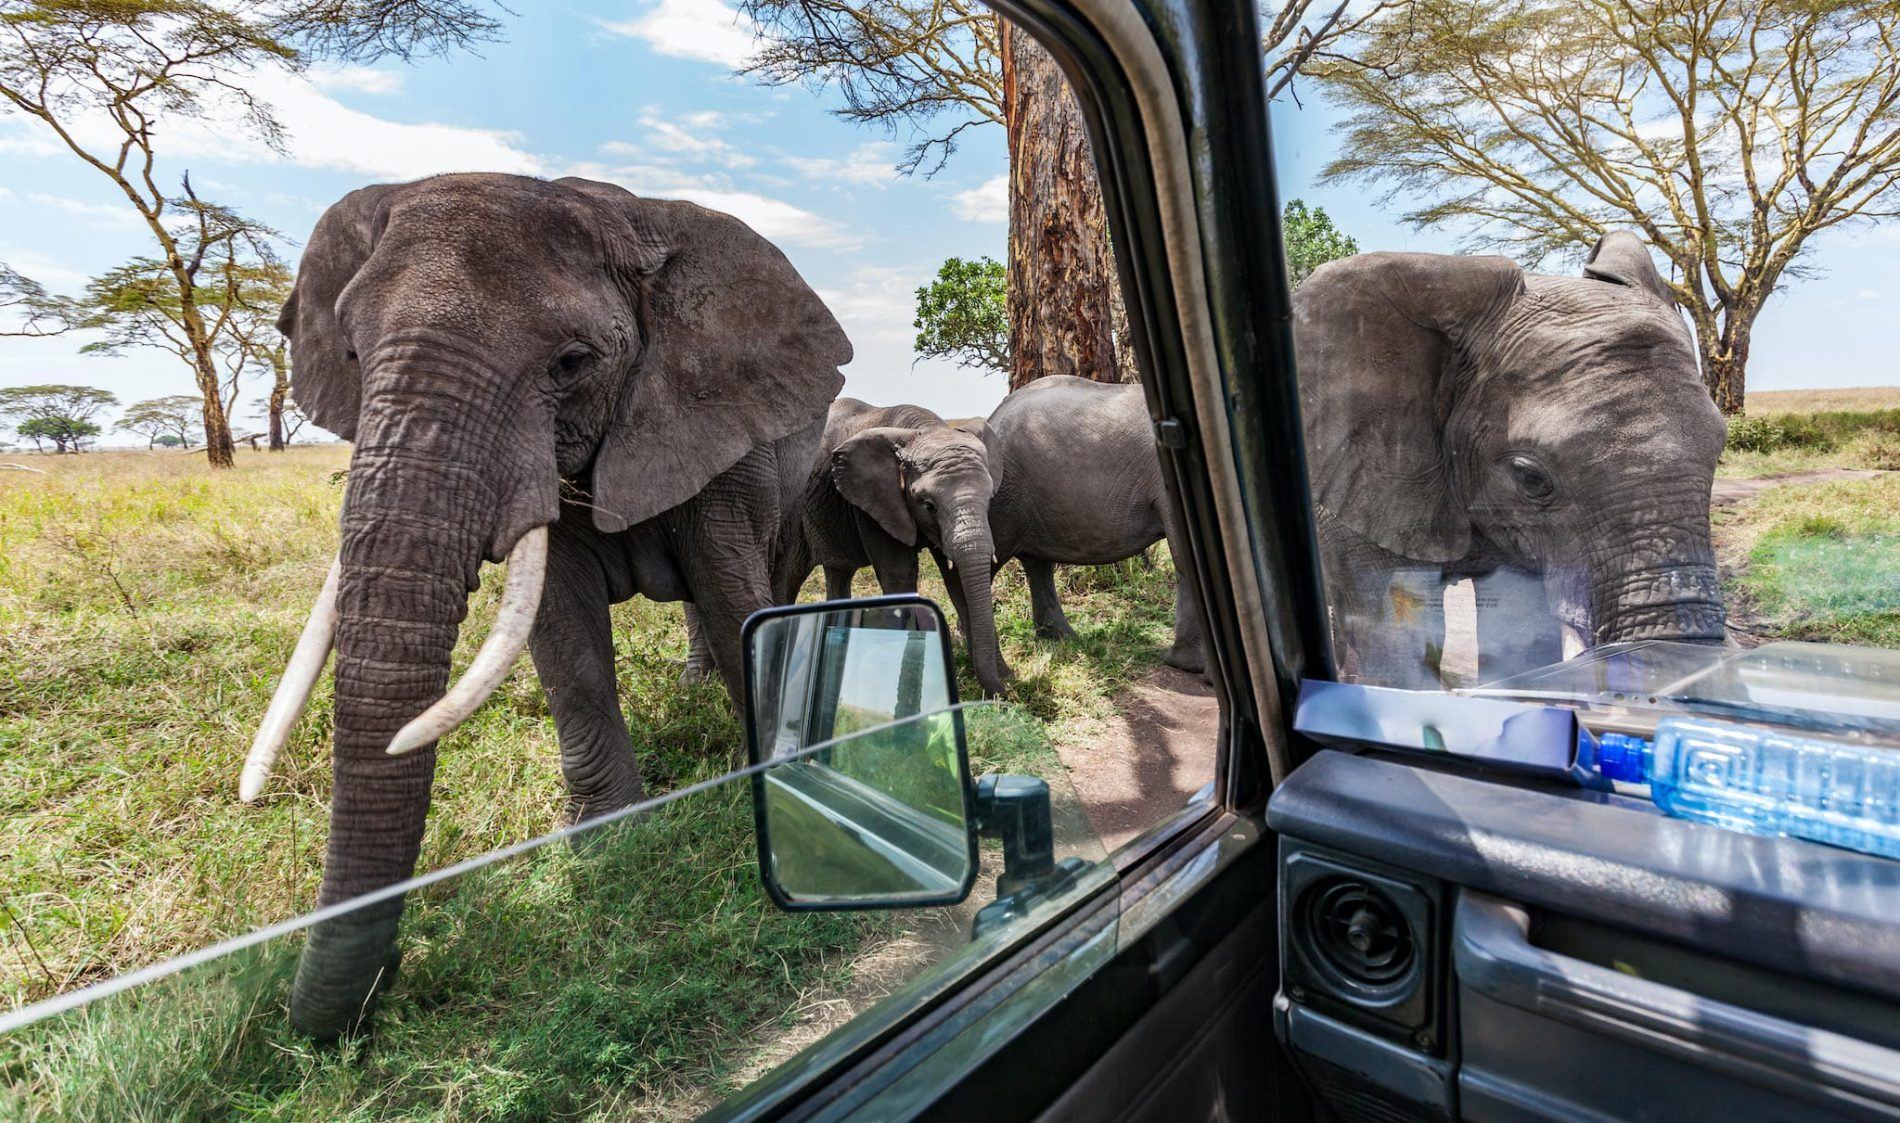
[1585,504,1726,646]
[289,438,515,1040]
[946,506,1004,697]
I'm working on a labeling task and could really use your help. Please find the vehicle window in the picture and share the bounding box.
[0,706,1113,1118]
[1269,1,1900,707]
[0,0,1211,1115]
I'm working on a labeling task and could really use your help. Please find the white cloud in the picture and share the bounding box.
[0,71,543,181]
[568,161,861,250]
[786,142,901,188]
[307,65,405,96]
[818,265,919,343]
[598,0,758,67]
[631,108,756,168]
[1858,288,1881,300]
[951,174,1007,223]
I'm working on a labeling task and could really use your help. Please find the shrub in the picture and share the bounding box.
[1725,413,1834,453]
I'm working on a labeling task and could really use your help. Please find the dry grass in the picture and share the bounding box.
[1744,386,1900,415]
[0,446,1180,1120]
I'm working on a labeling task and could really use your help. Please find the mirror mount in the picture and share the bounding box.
[970,773,1089,939]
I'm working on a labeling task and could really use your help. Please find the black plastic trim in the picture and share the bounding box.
[1268,750,1900,1003]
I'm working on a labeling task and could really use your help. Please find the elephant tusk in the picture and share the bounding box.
[241,559,342,802]
[386,526,548,757]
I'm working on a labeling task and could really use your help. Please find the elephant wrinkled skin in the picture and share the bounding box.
[261,173,847,1040]
[1296,231,1728,689]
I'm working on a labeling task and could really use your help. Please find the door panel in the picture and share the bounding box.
[1268,749,1900,1121]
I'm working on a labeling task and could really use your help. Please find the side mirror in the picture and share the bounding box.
[741,596,977,910]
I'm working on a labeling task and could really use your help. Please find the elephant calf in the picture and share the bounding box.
[241,173,848,1040]
[823,376,1203,696]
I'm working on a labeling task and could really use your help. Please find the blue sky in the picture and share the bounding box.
[1,1,1893,447]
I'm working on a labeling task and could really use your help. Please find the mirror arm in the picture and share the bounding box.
[970,773,1088,939]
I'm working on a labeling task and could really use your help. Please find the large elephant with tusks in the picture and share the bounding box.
[241,173,848,1040]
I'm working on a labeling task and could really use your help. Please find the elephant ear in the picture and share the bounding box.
[1582,230,1673,305]
[559,179,852,532]
[954,419,1004,495]
[832,427,918,545]
[1294,252,1525,562]
[276,183,408,442]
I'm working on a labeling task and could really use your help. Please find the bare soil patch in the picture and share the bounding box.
[1051,665,1220,854]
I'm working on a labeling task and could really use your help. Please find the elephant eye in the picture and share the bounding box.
[552,345,595,378]
[1504,455,1557,503]
[919,496,937,514]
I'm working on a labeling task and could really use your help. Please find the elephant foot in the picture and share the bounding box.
[1035,620,1079,642]
[677,661,716,688]
[1163,643,1205,675]
[291,905,405,1043]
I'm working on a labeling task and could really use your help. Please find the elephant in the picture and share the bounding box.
[674,397,965,681]
[240,172,849,1040]
[811,398,975,599]
[833,375,1204,697]
[1295,231,1728,690]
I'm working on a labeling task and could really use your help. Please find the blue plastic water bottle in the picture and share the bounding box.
[1597,717,1900,860]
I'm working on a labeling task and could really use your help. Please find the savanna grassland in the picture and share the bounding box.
[0,446,1183,1121]
[1715,389,1900,647]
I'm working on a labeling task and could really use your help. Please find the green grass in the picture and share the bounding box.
[1719,474,1900,648]
[0,448,1180,1120]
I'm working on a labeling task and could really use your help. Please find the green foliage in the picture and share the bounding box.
[1282,198,1359,286]
[1724,414,1830,454]
[116,395,203,449]
[1719,407,1900,472]
[16,416,102,453]
[0,385,119,453]
[914,256,1009,375]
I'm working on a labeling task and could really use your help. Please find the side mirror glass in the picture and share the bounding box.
[741,596,976,910]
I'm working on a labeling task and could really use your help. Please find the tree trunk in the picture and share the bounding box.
[268,346,290,451]
[1001,21,1123,391]
[1702,316,1750,416]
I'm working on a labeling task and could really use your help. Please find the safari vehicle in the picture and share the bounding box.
[6,0,1900,1117]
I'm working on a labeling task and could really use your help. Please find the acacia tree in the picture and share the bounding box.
[0,0,502,466]
[1312,0,1900,413]
[742,0,1364,388]
[0,383,117,452]
[116,394,203,448]
[250,390,307,446]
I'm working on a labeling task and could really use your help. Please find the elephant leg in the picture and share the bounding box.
[1158,507,1207,674]
[824,566,857,601]
[1470,566,1565,685]
[866,540,920,597]
[679,603,718,686]
[531,538,645,824]
[1023,557,1078,641]
[687,561,772,727]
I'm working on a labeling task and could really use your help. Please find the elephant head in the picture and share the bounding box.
[242,173,848,1039]
[1296,231,1726,653]
[831,423,1007,694]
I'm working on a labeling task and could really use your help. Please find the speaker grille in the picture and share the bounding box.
[1306,879,1414,988]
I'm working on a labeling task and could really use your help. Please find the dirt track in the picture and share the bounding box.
[1052,666,1220,854]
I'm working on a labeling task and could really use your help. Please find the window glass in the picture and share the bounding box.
[0,0,1211,1114]
[1268,1,1899,720]
[0,706,1114,1117]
